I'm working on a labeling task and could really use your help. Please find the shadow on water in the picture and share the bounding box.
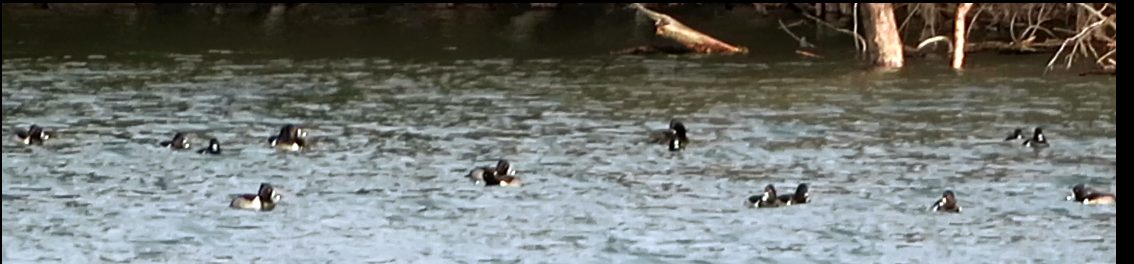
[2,5,1117,264]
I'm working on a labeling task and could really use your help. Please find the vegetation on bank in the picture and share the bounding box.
[2,3,1116,75]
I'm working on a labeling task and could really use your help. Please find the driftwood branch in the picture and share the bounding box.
[630,3,748,54]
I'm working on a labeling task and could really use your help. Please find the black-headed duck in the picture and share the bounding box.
[467,160,522,187]
[930,190,962,213]
[268,124,307,151]
[230,183,283,211]
[1067,184,1116,205]
[1004,128,1024,141]
[776,183,811,205]
[160,132,192,150]
[746,184,786,208]
[197,138,222,155]
[14,124,51,145]
[648,119,690,151]
[1022,127,1049,148]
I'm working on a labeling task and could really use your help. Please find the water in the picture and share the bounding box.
[2,6,1117,264]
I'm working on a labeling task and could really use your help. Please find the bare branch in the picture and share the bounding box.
[1077,3,1116,29]
[1046,19,1106,72]
[800,11,868,53]
[777,19,815,48]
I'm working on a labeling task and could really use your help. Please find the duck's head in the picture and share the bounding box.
[932,190,959,212]
[279,124,306,139]
[1067,184,1091,202]
[669,119,687,136]
[762,184,778,201]
[209,138,221,151]
[793,183,810,203]
[495,160,516,176]
[1006,128,1024,141]
[1032,127,1046,142]
[161,132,192,149]
[258,183,282,203]
[198,138,222,154]
[28,125,47,139]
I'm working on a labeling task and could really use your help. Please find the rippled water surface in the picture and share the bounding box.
[2,7,1118,264]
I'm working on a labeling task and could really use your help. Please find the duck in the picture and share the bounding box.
[197,138,222,155]
[930,190,962,213]
[776,183,811,205]
[1004,128,1024,141]
[1067,184,1116,205]
[14,124,51,145]
[268,124,307,151]
[1022,127,1049,148]
[160,132,192,150]
[467,160,522,187]
[230,183,283,211]
[648,119,690,151]
[746,184,787,208]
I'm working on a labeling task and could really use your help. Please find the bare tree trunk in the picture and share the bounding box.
[953,3,974,69]
[862,3,904,68]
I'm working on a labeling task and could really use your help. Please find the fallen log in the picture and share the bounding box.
[618,3,748,55]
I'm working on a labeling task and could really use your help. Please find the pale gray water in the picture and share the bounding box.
[2,7,1118,264]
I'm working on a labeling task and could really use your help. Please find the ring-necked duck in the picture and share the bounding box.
[776,183,811,205]
[14,124,51,145]
[1067,184,1116,205]
[1022,127,1049,148]
[930,190,962,213]
[197,138,222,155]
[160,132,192,150]
[648,119,690,151]
[230,183,283,211]
[1004,128,1024,141]
[268,124,307,151]
[467,160,522,187]
[746,184,786,208]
